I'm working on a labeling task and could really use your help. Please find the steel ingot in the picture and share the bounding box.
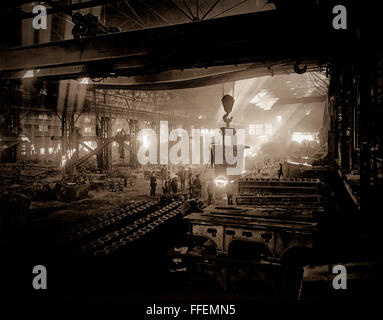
[141,226,153,233]
[119,236,131,242]
[80,244,94,252]
[112,240,126,246]
[148,221,160,227]
[83,226,97,233]
[118,229,129,236]
[136,229,148,236]
[104,245,119,252]
[127,235,140,242]
[99,236,112,242]
[90,240,104,246]
[94,250,109,256]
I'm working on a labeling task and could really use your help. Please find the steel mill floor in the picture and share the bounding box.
[3,176,382,301]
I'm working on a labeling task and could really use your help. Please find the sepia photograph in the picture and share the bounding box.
[0,0,382,316]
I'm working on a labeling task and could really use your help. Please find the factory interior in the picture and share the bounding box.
[0,0,382,303]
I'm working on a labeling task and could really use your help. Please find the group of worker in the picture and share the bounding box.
[150,169,236,206]
[149,169,202,198]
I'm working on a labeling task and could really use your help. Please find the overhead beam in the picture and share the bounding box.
[0,10,354,81]
[274,96,326,106]
[1,0,125,19]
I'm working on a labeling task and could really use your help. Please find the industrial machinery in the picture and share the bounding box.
[210,94,246,199]
[183,177,325,296]
[185,178,323,262]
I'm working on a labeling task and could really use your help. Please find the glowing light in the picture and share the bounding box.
[139,134,151,149]
[250,90,279,110]
[60,149,76,167]
[291,132,319,144]
[286,161,312,167]
[84,141,96,150]
[61,156,67,167]
[215,176,228,188]
[79,78,89,84]
[23,70,34,78]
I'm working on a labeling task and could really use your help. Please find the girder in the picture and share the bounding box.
[0,10,353,81]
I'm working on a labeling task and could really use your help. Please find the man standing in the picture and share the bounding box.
[180,169,186,192]
[207,178,215,205]
[171,175,178,194]
[227,181,234,205]
[150,171,157,197]
[188,171,193,194]
[193,174,202,198]
[278,163,283,179]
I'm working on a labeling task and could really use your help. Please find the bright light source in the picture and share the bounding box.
[139,134,151,149]
[23,70,34,78]
[250,90,279,110]
[276,115,282,122]
[83,141,94,150]
[291,132,319,144]
[79,78,89,84]
[215,176,228,188]
[250,90,267,104]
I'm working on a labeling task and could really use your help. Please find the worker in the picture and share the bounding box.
[227,181,234,205]
[193,174,202,198]
[188,171,193,194]
[180,168,186,192]
[171,175,178,194]
[207,178,215,205]
[163,174,171,194]
[278,162,283,179]
[150,171,157,197]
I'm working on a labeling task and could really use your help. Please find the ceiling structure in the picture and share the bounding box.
[0,0,333,133]
[161,71,328,128]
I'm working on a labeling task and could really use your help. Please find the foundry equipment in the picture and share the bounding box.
[184,177,324,266]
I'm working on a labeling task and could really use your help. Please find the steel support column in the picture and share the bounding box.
[96,116,111,172]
